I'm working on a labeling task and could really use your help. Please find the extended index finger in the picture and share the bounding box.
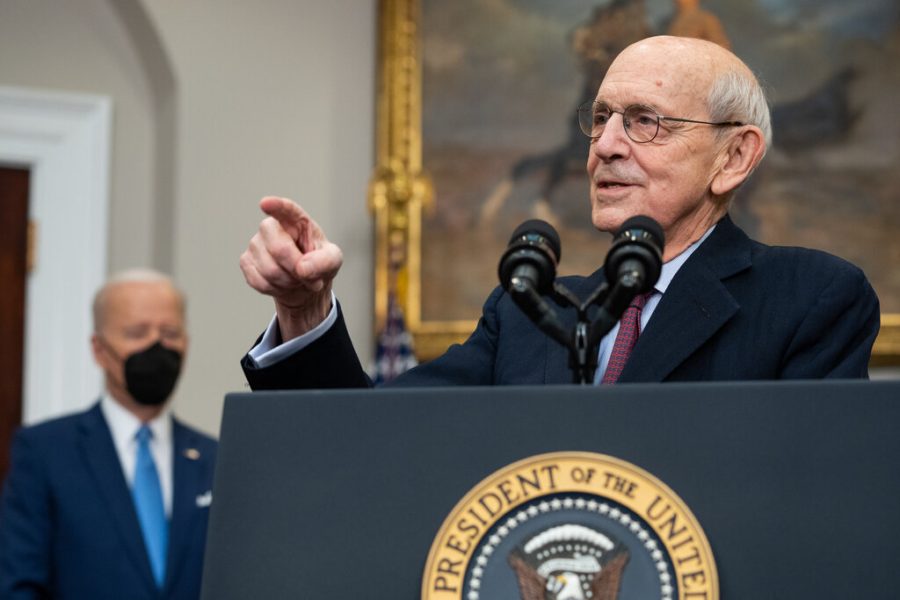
[259,196,309,228]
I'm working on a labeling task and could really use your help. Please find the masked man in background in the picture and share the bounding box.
[0,269,217,600]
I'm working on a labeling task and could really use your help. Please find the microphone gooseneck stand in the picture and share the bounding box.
[551,271,645,384]
[500,216,665,385]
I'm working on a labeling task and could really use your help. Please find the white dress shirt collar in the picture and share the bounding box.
[100,395,174,516]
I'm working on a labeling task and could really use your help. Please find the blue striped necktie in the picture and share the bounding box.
[132,425,168,587]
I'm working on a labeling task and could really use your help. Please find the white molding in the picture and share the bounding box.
[0,86,112,424]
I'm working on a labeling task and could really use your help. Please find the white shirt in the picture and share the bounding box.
[247,291,338,367]
[100,395,174,517]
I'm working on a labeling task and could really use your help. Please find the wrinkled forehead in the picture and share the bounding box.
[597,38,720,114]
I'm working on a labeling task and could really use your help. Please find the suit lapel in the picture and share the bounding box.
[619,258,738,382]
[620,216,752,382]
[78,404,157,591]
[166,419,208,590]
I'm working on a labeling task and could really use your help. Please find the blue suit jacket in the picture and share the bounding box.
[241,215,880,389]
[0,403,217,600]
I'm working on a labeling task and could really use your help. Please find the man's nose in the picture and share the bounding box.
[591,113,630,160]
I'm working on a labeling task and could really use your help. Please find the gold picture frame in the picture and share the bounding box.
[369,0,900,365]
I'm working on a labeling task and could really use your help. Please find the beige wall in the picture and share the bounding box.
[0,0,159,270]
[0,0,376,435]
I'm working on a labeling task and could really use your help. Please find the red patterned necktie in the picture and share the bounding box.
[601,292,654,384]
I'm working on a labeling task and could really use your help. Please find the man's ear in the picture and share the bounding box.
[711,126,765,196]
[91,333,111,369]
[91,333,102,362]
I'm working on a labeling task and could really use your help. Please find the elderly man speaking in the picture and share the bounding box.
[238,36,879,389]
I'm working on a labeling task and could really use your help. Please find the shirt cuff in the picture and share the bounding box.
[247,292,338,368]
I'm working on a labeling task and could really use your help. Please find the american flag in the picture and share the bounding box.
[371,293,418,384]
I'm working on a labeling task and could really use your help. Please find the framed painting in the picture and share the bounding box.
[371,0,900,363]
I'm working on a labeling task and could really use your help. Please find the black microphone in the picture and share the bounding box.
[498,219,561,295]
[498,220,569,347]
[604,215,664,293]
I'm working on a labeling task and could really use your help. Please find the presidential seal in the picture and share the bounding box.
[422,452,717,600]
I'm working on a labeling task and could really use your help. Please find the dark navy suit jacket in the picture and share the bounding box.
[0,403,217,600]
[241,216,880,389]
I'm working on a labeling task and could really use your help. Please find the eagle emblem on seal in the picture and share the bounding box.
[508,524,629,600]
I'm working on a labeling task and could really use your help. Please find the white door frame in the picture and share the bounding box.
[0,86,112,424]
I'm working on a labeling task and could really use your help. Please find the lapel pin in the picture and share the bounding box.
[196,491,213,508]
[184,448,201,460]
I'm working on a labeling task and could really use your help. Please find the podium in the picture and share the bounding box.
[200,381,900,598]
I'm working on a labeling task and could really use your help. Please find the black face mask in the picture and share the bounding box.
[122,341,183,406]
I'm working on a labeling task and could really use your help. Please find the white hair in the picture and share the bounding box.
[92,268,185,331]
[707,69,772,155]
[104,268,174,287]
